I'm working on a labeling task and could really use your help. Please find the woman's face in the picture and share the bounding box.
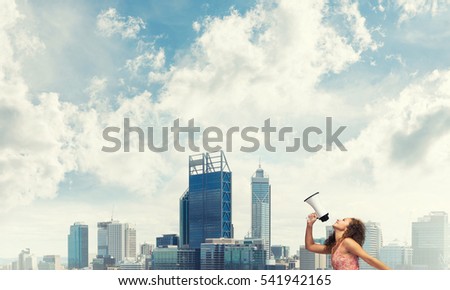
[333,218,352,231]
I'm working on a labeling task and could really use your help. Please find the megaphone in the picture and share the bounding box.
[304,192,329,222]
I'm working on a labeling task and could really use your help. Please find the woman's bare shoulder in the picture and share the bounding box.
[342,238,359,246]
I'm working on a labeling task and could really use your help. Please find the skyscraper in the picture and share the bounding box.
[379,240,413,269]
[18,248,37,270]
[107,221,136,265]
[97,221,112,257]
[107,222,125,264]
[68,222,89,269]
[140,243,153,256]
[412,211,449,269]
[360,221,383,270]
[251,163,271,261]
[179,151,232,249]
[325,226,334,269]
[299,241,327,270]
[125,226,137,259]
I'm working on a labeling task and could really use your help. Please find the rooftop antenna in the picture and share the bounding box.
[259,157,261,168]
[111,205,115,222]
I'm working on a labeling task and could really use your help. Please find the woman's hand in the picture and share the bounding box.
[307,213,318,227]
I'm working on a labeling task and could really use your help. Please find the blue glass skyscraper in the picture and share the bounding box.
[68,222,89,269]
[180,151,232,249]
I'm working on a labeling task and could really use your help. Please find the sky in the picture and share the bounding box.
[1,0,450,260]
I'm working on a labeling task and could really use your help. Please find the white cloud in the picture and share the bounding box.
[125,48,165,74]
[1,1,167,214]
[192,21,201,32]
[385,53,406,66]
[0,92,78,211]
[377,0,385,12]
[0,0,22,29]
[339,0,378,53]
[13,30,45,56]
[158,1,377,123]
[0,2,76,212]
[86,76,107,97]
[71,91,173,195]
[96,8,145,39]
[397,0,450,22]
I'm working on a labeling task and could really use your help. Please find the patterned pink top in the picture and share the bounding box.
[331,240,359,270]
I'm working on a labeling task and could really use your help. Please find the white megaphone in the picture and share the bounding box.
[304,192,329,222]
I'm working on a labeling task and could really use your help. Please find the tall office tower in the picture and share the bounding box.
[156,234,179,248]
[18,248,37,270]
[140,243,153,256]
[379,241,413,269]
[251,163,271,261]
[107,222,136,264]
[68,222,89,269]
[412,211,449,269]
[107,222,125,264]
[325,226,334,269]
[18,248,30,270]
[179,151,232,249]
[97,221,112,257]
[360,221,383,270]
[125,226,137,259]
[299,243,327,270]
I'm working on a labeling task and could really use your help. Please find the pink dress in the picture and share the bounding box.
[331,240,359,270]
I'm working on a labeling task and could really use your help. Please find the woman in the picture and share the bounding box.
[305,213,390,270]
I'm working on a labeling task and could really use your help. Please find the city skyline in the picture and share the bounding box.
[0,163,425,260]
[2,0,450,264]
[3,153,447,260]
[1,152,449,262]
[3,209,447,270]
[1,153,448,270]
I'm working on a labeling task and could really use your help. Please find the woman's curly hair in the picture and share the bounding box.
[324,218,365,252]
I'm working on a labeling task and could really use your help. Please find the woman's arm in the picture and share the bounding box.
[342,238,390,270]
[305,213,330,254]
